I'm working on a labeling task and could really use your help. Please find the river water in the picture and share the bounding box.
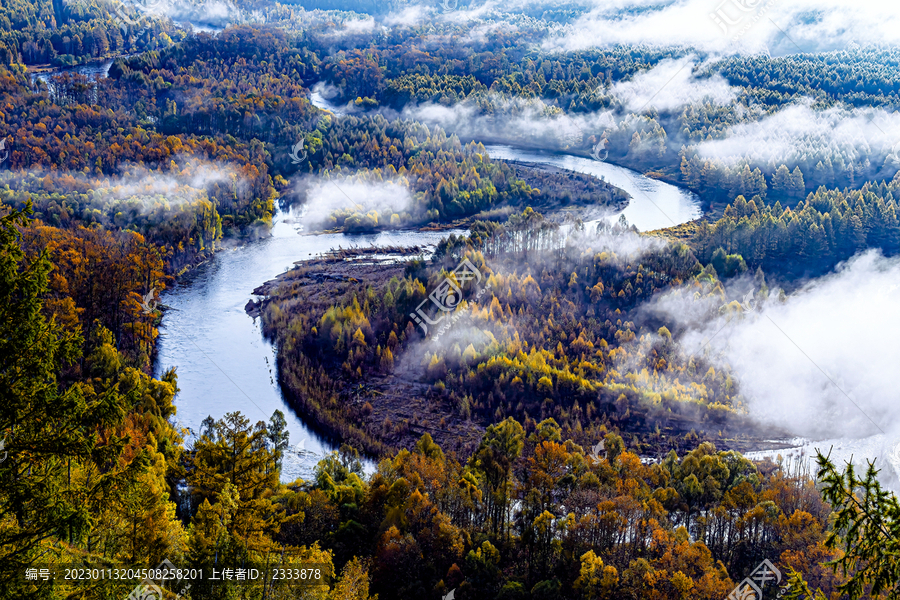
[153,217,462,481]
[153,167,698,481]
[31,65,704,480]
[310,87,702,231]
[483,145,701,231]
[29,57,118,84]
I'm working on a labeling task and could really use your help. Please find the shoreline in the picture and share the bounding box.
[300,157,634,236]
[249,256,488,460]
[25,53,131,75]
[306,91,713,220]
[250,252,804,463]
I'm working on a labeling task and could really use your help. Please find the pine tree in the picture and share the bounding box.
[268,410,290,476]
[468,418,524,538]
[785,451,900,599]
[0,208,141,596]
[772,164,791,197]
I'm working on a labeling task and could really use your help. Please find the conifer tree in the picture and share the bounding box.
[0,208,143,596]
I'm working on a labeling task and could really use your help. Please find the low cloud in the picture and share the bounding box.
[402,93,617,149]
[567,225,669,263]
[646,250,900,443]
[309,14,379,39]
[384,4,432,26]
[112,160,238,200]
[459,20,517,44]
[541,0,900,56]
[1,158,241,212]
[435,0,500,23]
[293,175,418,231]
[116,0,247,29]
[393,59,736,149]
[696,101,900,174]
[611,57,737,113]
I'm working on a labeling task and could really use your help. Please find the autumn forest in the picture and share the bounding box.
[2,0,900,599]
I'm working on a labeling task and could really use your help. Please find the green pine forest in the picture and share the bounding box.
[2,1,900,599]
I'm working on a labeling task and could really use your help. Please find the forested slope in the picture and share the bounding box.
[2,5,900,599]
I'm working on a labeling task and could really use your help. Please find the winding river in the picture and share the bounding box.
[154,117,700,480]
[153,220,461,481]
[310,87,702,231]
[483,146,701,231]
[32,67,703,480]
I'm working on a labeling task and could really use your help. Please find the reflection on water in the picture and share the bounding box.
[483,145,702,232]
